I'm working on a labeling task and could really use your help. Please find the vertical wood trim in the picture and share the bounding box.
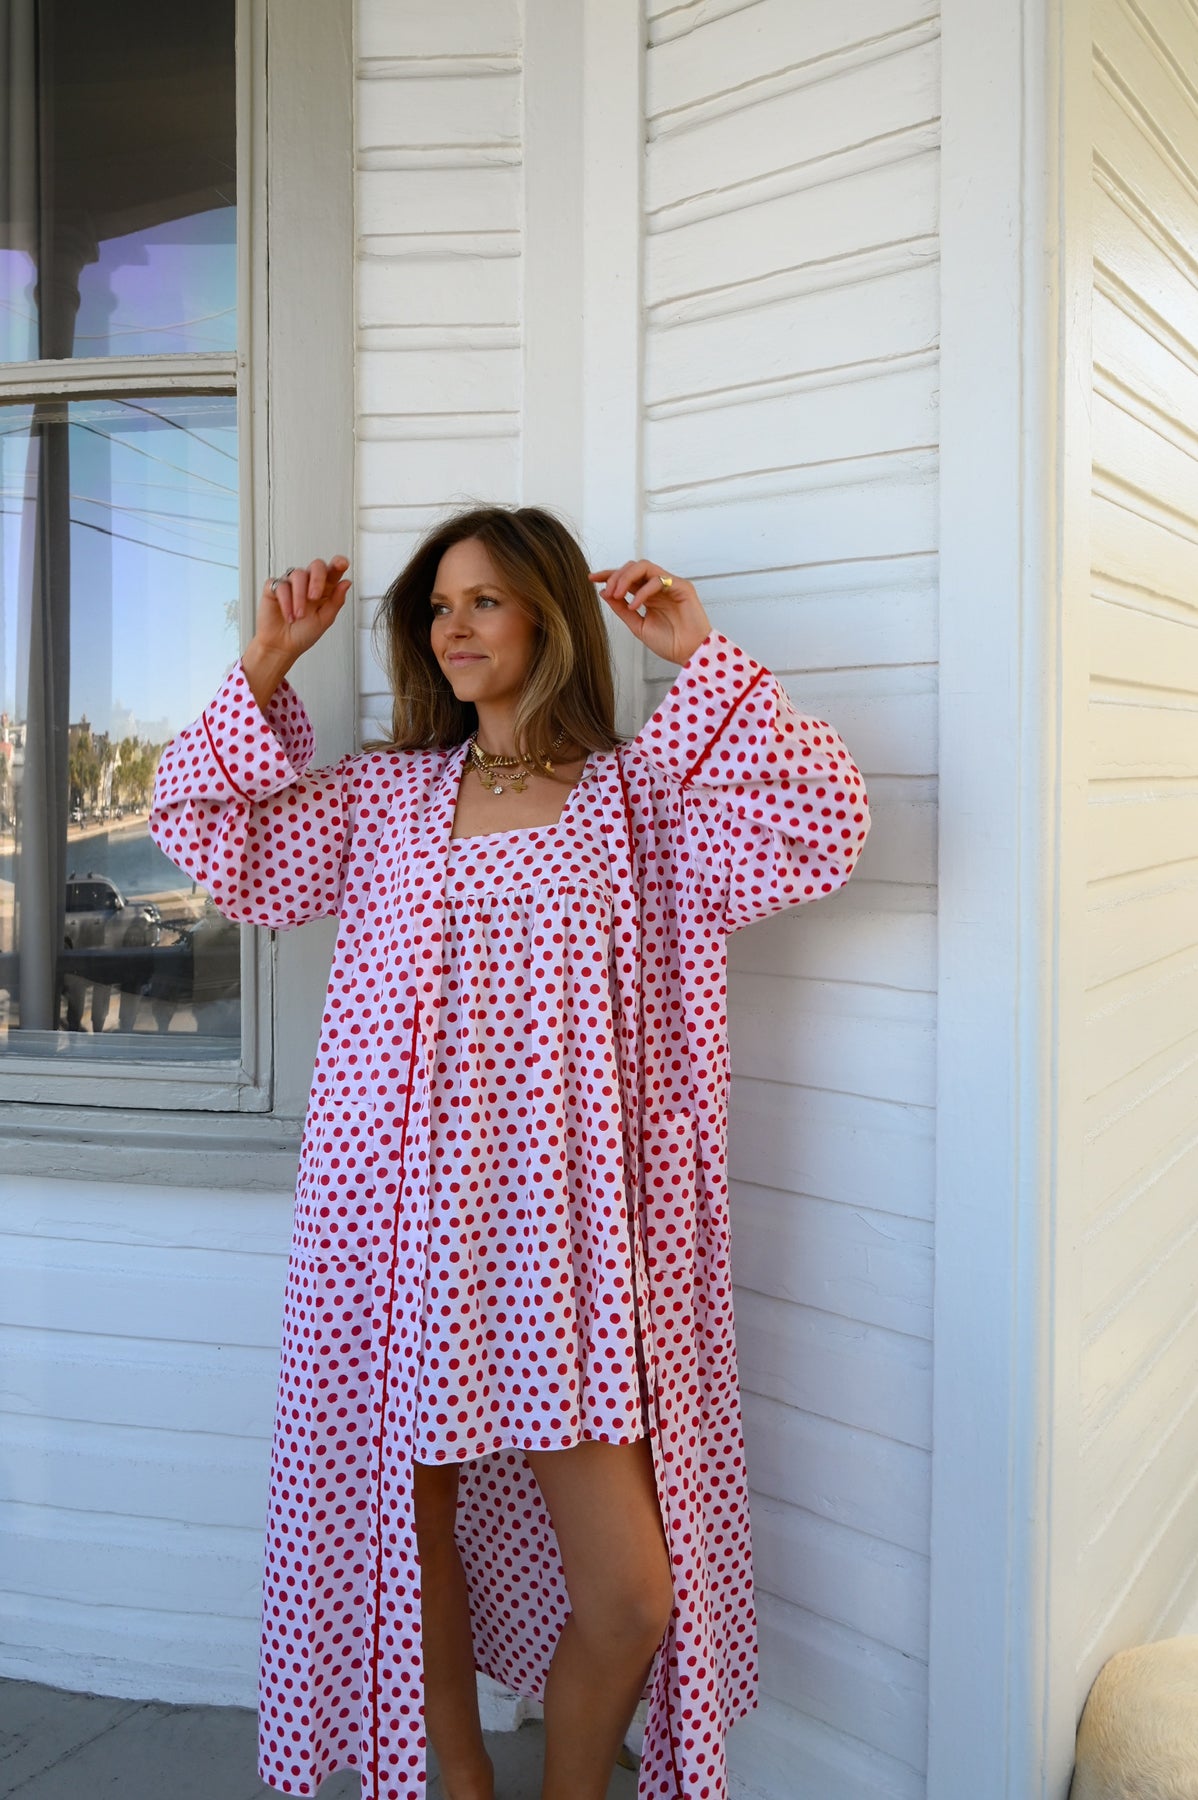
[931,0,1088,1793]
[521,0,585,525]
[263,0,356,1117]
[580,0,645,740]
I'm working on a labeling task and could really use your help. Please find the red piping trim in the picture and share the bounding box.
[617,756,684,1793]
[680,663,769,787]
[201,709,252,801]
[368,998,421,1798]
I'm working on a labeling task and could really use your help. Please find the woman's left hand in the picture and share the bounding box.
[589,561,712,667]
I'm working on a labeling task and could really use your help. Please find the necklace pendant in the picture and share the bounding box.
[511,772,528,793]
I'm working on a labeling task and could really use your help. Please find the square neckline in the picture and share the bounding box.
[448,751,596,844]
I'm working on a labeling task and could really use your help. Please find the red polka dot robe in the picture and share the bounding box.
[149,628,870,1800]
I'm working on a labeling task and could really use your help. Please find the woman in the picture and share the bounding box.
[149,506,870,1800]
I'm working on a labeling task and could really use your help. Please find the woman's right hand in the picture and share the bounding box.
[242,555,352,713]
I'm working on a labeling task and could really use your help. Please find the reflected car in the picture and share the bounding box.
[64,875,162,950]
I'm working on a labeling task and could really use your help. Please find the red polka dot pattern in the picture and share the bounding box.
[148,629,870,1800]
[415,793,645,1461]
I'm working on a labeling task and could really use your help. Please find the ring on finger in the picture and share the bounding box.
[269,565,296,594]
[659,574,674,590]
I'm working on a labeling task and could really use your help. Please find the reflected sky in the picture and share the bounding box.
[0,396,239,741]
[0,208,236,364]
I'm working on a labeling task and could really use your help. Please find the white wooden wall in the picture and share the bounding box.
[355,0,524,738]
[0,1176,289,1704]
[638,5,940,1794]
[1077,0,1198,1692]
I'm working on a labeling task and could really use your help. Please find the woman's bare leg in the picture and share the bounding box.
[412,1460,494,1800]
[525,1438,673,1800]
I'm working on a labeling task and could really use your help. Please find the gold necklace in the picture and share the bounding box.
[468,731,566,795]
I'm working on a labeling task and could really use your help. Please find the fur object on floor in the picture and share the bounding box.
[1069,1637,1198,1800]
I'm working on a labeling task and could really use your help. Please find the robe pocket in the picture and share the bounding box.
[640,1108,700,1213]
[291,1104,378,1259]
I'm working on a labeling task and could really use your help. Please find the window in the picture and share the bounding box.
[0,0,353,1145]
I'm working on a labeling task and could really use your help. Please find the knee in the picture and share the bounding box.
[573,1561,675,1662]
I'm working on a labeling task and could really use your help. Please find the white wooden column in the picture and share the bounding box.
[930,0,1091,1794]
[521,0,644,738]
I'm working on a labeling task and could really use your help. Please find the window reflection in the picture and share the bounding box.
[0,0,236,363]
[0,395,241,1056]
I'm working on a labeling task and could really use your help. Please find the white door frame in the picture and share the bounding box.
[931,1,1091,1795]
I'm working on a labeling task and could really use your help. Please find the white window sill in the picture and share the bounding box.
[0,1104,302,1189]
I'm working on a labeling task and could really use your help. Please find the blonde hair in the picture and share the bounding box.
[363,504,622,766]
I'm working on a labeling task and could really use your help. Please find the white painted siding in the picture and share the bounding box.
[355,0,524,739]
[0,1178,289,1704]
[1077,0,1198,1693]
[641,2,940,1792]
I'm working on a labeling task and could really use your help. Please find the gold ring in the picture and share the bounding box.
[659,574,674,590]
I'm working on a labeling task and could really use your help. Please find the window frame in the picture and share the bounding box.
[0,0,355,1171]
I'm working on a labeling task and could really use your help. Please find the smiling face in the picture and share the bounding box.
[429,537,541,712]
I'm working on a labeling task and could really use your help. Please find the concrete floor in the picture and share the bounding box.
[0,1679,640,1799]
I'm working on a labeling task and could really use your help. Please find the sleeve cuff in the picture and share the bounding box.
[628,629,775,787]
[196,656,316,801]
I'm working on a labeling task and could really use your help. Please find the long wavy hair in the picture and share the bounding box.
[363,504,623,765]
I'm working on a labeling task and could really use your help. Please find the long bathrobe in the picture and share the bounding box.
[149,627,870,1800]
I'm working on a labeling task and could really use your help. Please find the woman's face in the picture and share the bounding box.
[429,536,539,705]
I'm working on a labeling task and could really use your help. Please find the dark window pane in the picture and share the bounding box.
[0,1,236,362]
[0,394,241,1058]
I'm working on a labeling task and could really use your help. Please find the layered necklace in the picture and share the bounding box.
[466,729,568,796]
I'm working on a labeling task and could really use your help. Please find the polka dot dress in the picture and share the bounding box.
[414,766,648,1463]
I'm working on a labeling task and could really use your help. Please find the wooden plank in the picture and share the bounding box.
[358,165,520,237]
[735,1289,932,1448]
[1092,184,1198,367]
[1078,1302,1198,1532]
[0,1417,269,1529]
[358,434,520,509]
[1087,781,1198,883]
[0,1326,278,1438]
[727,1691,925,1800]
[1092,77,1198,317]
[358,346,521,417]
[1093,391,1198,535]
[643,460,938,581]
[358,252,520,328]
[696,573,940,674]
[1093,287,1198,450]
[732,1185,931,1336]
[1080,1210,1198,1424]
[645,154,939,308]
[752,1492,929,1658]
[757,1589,927,1775]
[1083,1027,1198,1211]
[647,38,939,214]
[729,973,936,1107]
[731,891,936,990]
[357,71,519,150]
[1084,949,1198,1101]
[1081,1452,1198,1659]
[1083,1132,1198,1329]
[0,1501,261,1617]
[646,0,933,119]
[645,360,938,494]
[1090,594,1198,696]
[742,1388,930,1555]
[645,260,940,407]
[357,0,520,61]
[0,1237,286,1348]
[1089,697,1198,780]
[729,1075,934,1219]
[1086,858,1198,988]
[1092,486,1198,613]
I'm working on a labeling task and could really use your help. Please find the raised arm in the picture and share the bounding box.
[149,555,357,928]
[624,628,871,933]
[593,561,870,934]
